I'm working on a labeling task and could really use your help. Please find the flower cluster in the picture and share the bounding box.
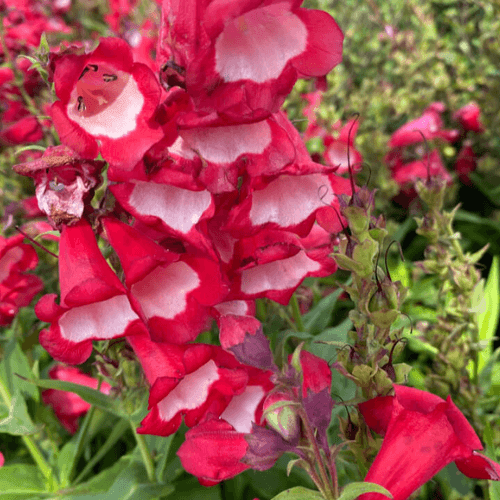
[385,101,485,205]
[13,0,348,486]
[0,0,70,147]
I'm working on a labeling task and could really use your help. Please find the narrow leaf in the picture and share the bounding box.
[477,255,500,373]
[22,378,124,417]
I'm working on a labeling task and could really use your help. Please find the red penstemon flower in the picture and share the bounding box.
[158,0,343,124]
[104,217,227,344]
[358,385,500,500]
[176,350,331,485]
[50,37,163,171]
[36,220,143,365]
[0,234,43,326]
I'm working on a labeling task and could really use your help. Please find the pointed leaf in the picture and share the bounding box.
[302,288,342,334]
[0,464,47,496]
[0,338,38,401]
[337,482,393,500]
[0,389,38,435]
[477,255,500,373]
[22,378,124,417]
[270,486,324,500]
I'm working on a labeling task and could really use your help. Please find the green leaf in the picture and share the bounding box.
[484,422,500,500]
[0,465,48,497]
[270,486,323,500]
[23,378,124,417]
[0,388,38,435]
[0,338,39,401]
[54,457,173,499]
[337,482,393,500]
[302,288,342,334]
[102,459,173,500]
[38,32,49,55]
[57,441,77,487]
[56,457,130,498]
[477,255,500,373]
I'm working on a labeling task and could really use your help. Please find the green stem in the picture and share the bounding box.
[290,293,306,332]
[0,373,54,483]
[299,408,335,500]
[130,421,156,482]
[73,418,129,486]
[67,402,98,482]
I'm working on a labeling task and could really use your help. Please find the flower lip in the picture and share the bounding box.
[66,64,144,139]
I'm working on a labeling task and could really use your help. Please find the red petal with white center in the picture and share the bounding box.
[50,101,99,159]
[225,173,338,237]
[35,220,144,364]
[214,300,255,318]
[213,4,307,84]
[52,38,163,170]
[127,256,226,344]
[135,341,249,436]
[110,180,215,255]
[37,293,145,365]
[220,385,267,433]
[111,180,213,234]
[230,226,337,304]
[165,113,303,192]
[324,140,363,174]
[174,2,343,123]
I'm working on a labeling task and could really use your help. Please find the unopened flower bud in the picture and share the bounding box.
[263,392,300,442]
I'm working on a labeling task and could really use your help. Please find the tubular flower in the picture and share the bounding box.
[36,220,143,365]
[129,331,272,437]
[50,37,163,171]
[158,0,343,124]
[104,218,227,344]
[358,385,500,500]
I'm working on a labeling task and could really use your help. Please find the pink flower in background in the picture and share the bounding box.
[42,365,111,433]
[388,102,458,149]
[0,234,43,326]
[453,102,484,134]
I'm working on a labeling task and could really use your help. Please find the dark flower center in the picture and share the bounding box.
[74,63,128,118]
